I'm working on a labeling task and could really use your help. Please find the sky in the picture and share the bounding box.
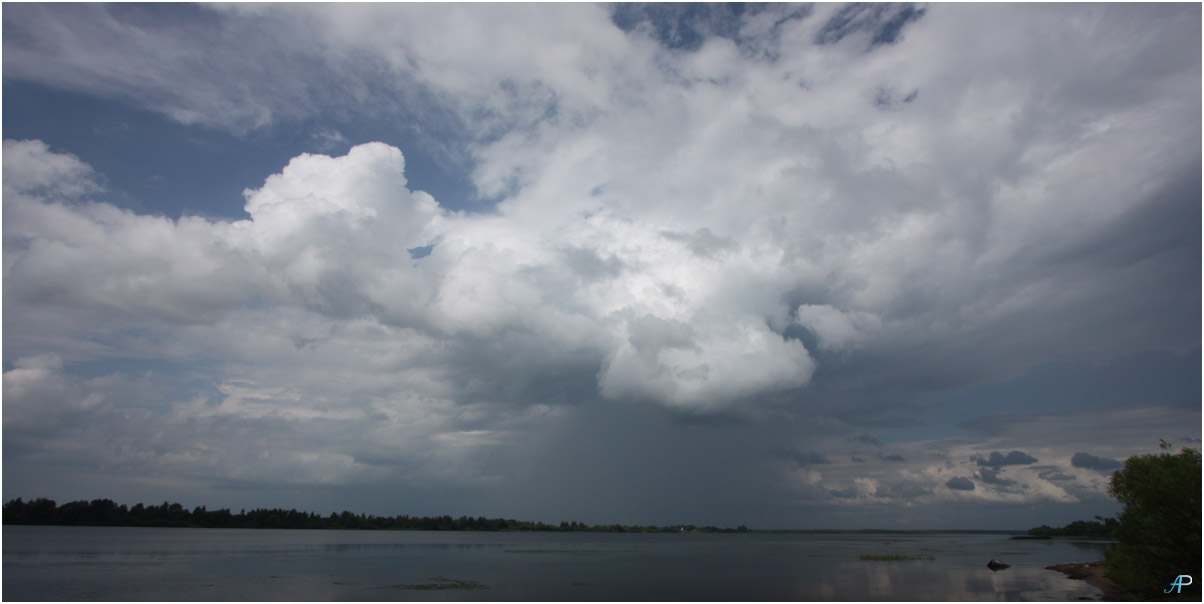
[2,3,1200,530]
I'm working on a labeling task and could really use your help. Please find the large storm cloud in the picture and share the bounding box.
[3,3,1199,527]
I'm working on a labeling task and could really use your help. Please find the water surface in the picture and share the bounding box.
[3,526,1110,601]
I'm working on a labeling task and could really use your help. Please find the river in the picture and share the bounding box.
[3,526,1111,600]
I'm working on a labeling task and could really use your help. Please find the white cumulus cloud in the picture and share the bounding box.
[2,3,1198,524]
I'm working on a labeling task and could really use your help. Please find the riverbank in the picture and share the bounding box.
[1046,562,1137,601]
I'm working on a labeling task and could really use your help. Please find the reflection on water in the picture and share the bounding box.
[3,526,1109,601]
[323,541,493,553]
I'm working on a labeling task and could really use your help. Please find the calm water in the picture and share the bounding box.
[3,526,1111,601]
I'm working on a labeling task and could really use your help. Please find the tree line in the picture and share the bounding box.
[1026,517,1118,538]
[1,497,749,534]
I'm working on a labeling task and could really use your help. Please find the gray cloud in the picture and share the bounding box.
[828,487,858,499]
[2,4,338,132]
[778,448,832,467]
[974,468,1027,495]
[1036,468,1076,483]
[878,479,933,499]
[976,468,1013,486]
[976,451,1039,468]
[1070,452,1123,472]
[560,246,625,283]
[851,435,882,447]
[659,228,736,259]
[945,477,976,491]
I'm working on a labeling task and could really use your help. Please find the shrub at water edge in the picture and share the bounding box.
[1105,442,1200,597]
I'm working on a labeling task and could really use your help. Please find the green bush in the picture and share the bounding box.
[1106,442,1201,597]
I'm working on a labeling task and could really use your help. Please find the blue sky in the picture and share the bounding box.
[3,3,1200,529]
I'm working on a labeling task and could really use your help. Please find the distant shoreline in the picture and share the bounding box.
[3,497,1030,534]
[757,528,1023,535]
[5,524,1026,535]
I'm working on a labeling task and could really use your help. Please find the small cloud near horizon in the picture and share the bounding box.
[1070,452,1123,472]
[946,477,976,491]
[976,451,1039,468]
